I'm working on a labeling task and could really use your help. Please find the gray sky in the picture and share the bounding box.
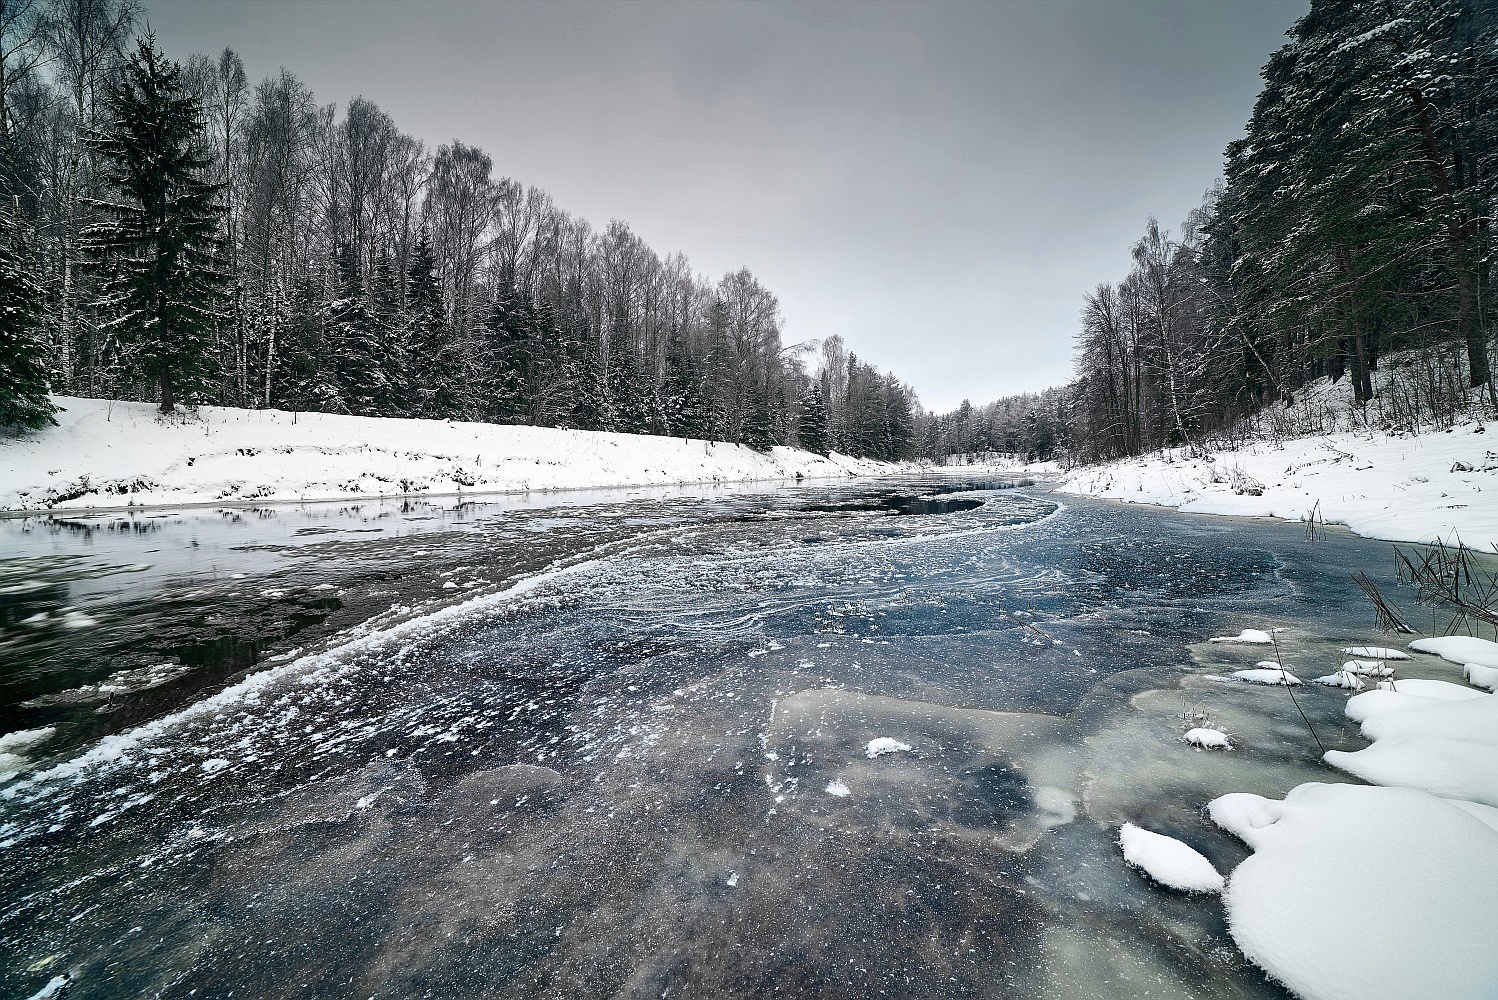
[145,0,1304,412]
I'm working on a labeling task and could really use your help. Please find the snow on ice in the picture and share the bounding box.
[1231,668,1301,686]
[1117,822,1224,894]
[864,737,913,759]
[1408,635,1498,669]
[1208,629,1274,645]
[1180,727,1233,750]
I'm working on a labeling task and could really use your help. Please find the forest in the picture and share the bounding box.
[0,0,919,460]
[3,0,1494,471]
[928,0,1498,466]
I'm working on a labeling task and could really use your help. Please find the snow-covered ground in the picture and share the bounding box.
[1016,366,1498,550]
[0,397,906,511]
[1054,420,1497,551]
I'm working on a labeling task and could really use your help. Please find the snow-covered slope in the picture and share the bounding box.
[1054,419,1497,551]
[0,397,903,511]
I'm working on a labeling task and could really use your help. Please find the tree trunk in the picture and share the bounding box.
[159,371,175,413]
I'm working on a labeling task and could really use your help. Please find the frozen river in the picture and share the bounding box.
[1,478,1410,998]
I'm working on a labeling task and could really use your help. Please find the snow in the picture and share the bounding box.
[864,737,912,759]
[1409,635,1498,669]
[1339,659,1395,677]
[824,779,851,797]
[1209,782,1498,1000]
[1343,646,1409,660]
[1117,822,1224,894]
[0,397,905,511]
[1330,680,1498,806]
[1465,663,1498,691]
[1208,629,1273,645]
[1313,670,1364,690]
[1181,727,1233,749]
[1232,668,1301,686]
[1054,411,1498,552]
[1326,738,1498,808]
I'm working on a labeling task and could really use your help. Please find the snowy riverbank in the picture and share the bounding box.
[1048,420,1498,552]
[0,397,906,512]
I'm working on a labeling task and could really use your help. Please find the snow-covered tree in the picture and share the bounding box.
[84,34,226,412]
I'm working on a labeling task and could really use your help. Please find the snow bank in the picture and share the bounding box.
[0,397,904,511]
[1409,636,1498,669]
[1055,417,1498,551]
[1209,783,1498,1000]
[1117,822,1223,893]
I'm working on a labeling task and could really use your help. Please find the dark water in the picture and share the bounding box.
[0,479,1420,999]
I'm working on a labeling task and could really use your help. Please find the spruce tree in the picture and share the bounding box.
[798,381,827,455]
[403,229,461,420]
[0,209,57,429]
[85,35,227,412]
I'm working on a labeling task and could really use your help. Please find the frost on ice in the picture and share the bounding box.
[1117,822,1224,894]
[1210,783,1498,1000]
[864,737,913,759]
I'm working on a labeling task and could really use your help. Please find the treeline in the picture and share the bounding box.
[930,0,1498,466]
[0,0,920,460]
[1073,0,1497,462]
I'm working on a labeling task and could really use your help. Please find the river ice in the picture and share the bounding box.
[0,478,1475,998]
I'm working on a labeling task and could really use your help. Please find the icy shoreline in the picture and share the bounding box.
[0,397,910,513]
[970,417,1498,551]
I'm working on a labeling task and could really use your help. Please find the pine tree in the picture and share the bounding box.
[403,229,461,420]
[798,380,828,455]
[84,35,227,412]
[321,252,385,415]
[0,209,57,429]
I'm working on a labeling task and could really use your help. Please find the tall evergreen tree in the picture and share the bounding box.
[0,208,56,429]
[84,34,227,412]
[798,381,827,455]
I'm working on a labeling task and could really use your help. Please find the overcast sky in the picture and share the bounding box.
[145,0,1305,412]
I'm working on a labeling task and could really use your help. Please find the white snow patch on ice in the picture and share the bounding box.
[1181,727,1233,750]
[1313,670,1364,691]
[1208,629,1273,645]
[824,779,851,797]
[1343,646,1409,660]
[26,975,70,1000]
[864,737,913,759]
[1117,822,1223,894]
[1232,668,1301,686]
[1340,659,1395,677]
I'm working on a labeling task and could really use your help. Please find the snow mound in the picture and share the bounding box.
[864,737,913,759]
[1313,670,1364,691]
[1117,822,1223,894]
[1372,678,1487,702]
[1342,646,1410,660]
[1465,663,1498,692]
[1326,738,1498,808]
[1409,635,1498,669]
[825,779,851,797]
[1209,783,1498,1000]
[1340,659,1394,677]
[1209,629,1274,645]
[1355,689,1498,746]
[1181,727,1233,750]
[1233,668,1301,686]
